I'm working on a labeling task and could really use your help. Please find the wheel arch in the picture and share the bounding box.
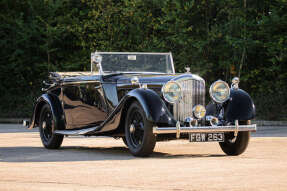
[206,89,256,122]
[29,93,65,130]
[225,89,256,122]
[114,88,176,134]
[34,101,47,126]
[117,97,137,134]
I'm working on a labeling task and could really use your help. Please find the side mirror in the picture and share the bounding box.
[91,53,103,74]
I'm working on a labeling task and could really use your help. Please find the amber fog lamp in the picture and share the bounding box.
[209,80,230,103]
[162,81,181,103]
[193,105,206,119]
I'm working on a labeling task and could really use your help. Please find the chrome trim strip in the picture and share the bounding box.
[61,80,99,85]
[93,52,171,55]
[153,124,256,135]
[176,121,181,139]
[234,120,239,137]
[169,52,176,74]
[54,126,100,136]
[103,71,168,75]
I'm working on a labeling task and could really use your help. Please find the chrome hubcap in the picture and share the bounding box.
[42,121,46,129]
[130,124,135,133]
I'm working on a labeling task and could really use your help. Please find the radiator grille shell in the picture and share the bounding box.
[173,78,205,121]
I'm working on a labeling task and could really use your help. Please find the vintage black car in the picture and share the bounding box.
[24,52,256,157]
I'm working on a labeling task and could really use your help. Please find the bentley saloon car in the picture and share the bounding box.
[24,52,256,157]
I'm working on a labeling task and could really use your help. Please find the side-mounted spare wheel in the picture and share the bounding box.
[125,101,156,157]
[219,121,250,156]
[39,104,64,149]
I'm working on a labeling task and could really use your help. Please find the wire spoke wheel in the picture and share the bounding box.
[128,110,145,148]
[39,104,64,149]
[41,110,53,141]
[125,101,156,157]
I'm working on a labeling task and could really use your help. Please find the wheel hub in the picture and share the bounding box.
[42,121,46,129]
[130,124,135,133]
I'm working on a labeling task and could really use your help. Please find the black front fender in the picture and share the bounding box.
[206,89,255,122]
[99,88,176,133]
[125,88,176,125]
[28,93,65,130]
[225,89,256,122]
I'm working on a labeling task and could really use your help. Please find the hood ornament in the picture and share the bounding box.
[185,67,191,73]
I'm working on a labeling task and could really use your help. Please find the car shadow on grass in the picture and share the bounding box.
[0,146,226,163]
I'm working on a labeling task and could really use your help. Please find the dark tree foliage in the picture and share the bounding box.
[0,0,286,120]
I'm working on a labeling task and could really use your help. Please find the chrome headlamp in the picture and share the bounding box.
[162,81,181,103]
[209,80,230,103]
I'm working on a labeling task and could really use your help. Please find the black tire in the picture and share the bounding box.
[39,104,64,149]
[219,121,250,156]
[125,101,156,157]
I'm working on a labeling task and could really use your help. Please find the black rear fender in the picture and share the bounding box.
[28,93,65,130]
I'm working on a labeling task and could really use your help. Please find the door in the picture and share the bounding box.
[62,79,108,129]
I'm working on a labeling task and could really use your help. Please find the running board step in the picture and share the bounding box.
[54,126,100,136]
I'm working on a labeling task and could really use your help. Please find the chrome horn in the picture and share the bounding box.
[206,115,219,126]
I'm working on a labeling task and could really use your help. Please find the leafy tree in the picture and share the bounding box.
[0,0,286,119]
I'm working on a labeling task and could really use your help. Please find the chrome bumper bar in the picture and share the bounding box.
[153,122,256,139]
[23,120,30,127]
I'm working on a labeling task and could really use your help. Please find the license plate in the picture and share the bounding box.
[189,133,224,142]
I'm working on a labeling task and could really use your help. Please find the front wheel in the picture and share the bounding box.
[39,104,64,149]
[125,101,156,157]
[219,121,251,155]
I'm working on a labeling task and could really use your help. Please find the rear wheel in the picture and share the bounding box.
[125,101,156,157]
[219,121,250,156]
[39,104,64,149]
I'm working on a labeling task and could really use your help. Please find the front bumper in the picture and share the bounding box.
[153,121,256,139]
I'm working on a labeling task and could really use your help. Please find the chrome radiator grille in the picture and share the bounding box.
[173,79,205,121]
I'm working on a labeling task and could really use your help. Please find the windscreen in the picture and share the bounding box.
[98,53,174,74]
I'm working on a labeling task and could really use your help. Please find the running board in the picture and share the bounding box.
[54,126,100,136]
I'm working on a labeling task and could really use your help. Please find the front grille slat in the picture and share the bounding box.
[173,78,205,121]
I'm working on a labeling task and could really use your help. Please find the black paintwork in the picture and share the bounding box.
[29,73,177,136]
[29,93,65,131]
[225,89,256,121]
[29,73,255,136]
[206,88,256,123]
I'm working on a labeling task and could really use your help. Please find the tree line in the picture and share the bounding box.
[0,0,286,120]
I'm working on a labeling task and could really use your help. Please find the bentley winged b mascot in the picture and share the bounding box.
[24,52,256,157]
